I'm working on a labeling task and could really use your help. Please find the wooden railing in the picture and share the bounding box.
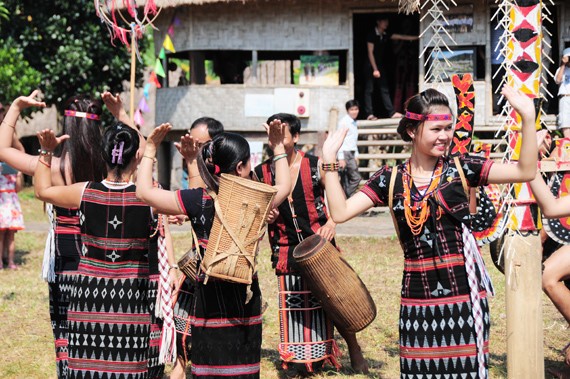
[355,119,508,176]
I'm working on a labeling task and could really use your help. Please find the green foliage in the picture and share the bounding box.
[0,39,41,105]
[0,0,148,111]
[0,1,8,22]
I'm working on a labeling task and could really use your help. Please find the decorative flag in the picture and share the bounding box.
[149,71,162,88]
[159,47,166,60]
[163,35,176,53]
[144,83,151,99]
[138,97,150,113]
[155,58,166,78]
[134,108,144,126]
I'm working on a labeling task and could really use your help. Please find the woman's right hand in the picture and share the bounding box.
[37,129,69,152]
[14,90,46,111]
[322,128,348,163]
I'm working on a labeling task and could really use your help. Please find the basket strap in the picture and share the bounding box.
[224,203,260,274]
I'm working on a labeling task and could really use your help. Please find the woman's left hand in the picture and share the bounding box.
[169,268,181,294]
[501,85,535,121]
[322,128,348,163]
[175,133,202,161]
[37,129,69,152]
[146,123,172,151]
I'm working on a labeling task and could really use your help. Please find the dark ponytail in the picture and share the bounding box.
[197,132,251,193]
[59,95,106,184]
[397,88,451,142]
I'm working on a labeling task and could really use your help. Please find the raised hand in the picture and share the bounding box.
[501,85,535,121]
[147,123,172,151]
[101,92,125,119]
[264,119,285,151]
[37,129,69,152]
[14,90,46,111]
[322,128,349,163]
[175,133,202,161]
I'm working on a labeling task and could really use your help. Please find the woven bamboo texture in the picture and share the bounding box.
[293,234,376,332]
[201,173,277,284]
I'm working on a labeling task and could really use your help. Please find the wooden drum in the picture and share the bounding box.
[293,234,376,333]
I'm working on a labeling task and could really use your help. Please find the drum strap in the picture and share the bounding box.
[388,168,401,241]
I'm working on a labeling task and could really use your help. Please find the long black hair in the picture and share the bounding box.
[59,95,106,184]
[197,132,250,193]
[101,122,140,181]
[396,89,451,142]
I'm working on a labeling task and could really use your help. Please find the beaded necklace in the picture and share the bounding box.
[402,158,444,235]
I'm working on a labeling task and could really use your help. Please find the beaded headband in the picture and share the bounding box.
[405,111,452,121]
[64,110,100,121]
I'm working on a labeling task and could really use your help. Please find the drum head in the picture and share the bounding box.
[292,234,327,261]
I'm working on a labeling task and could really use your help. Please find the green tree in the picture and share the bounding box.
[0,39,41,106]
[0,0,147,111]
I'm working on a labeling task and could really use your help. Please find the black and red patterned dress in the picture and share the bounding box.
[177,188,262,379]
[360,155,494,379]
[254,152,340,371]
[67,181,158,379]
[49,206,82,378]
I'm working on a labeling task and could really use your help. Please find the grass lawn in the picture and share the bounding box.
[1,188,568,378]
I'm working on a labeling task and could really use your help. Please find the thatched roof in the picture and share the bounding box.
[131,0,417,12]
[135,0,253,8]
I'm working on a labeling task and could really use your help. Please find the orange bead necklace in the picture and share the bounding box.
[402,158,444,235]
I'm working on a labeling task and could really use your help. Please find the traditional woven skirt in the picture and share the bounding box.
[190,277,262,378]
[49,235,81,379]
[66,260,151,379]
[399,291,490,378]
[173,276,194,361]
[277,274,340,371]
[147,273,164,379]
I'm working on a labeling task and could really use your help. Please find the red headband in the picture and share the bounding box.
[405,111,452,121]
[64,110,100,121]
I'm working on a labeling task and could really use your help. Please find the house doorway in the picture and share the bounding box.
[353,12,420,119]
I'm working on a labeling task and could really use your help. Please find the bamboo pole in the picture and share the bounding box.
[129,25,136,124]
[504,231,544,378]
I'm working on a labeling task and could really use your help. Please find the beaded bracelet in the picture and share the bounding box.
[273,153,288,162]
[38,148,53,156]
[321,162,340,172]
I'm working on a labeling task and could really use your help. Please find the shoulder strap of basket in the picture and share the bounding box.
[388,168,401,240]
[206,189,260,267]
[453,156,470,199]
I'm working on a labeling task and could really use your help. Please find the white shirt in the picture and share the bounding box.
[337,114,358,160]
[555,65,570,95]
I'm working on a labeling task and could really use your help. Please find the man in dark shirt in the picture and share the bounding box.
[364,15,417,119]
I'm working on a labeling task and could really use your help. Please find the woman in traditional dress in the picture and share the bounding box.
[136,122,291,378]
[34,122,164,379]
[321,85,537,378]
[0,91,106,378]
